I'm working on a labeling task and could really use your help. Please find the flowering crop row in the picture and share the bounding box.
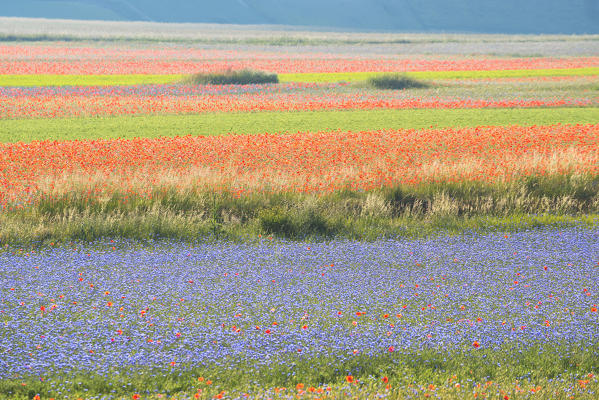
[1,227,597,385]
[0,45,290,61]
[3,43,596,67]
[0,82,328,97]
[1,124,597,208]
[2,91,595,119]
[2,45,426,61]
[1,56,597,74]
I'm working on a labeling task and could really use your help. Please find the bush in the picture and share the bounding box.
[258,208,295,237]
[258,207,333,239]
[184,69,278,85]
[367,74,428,90]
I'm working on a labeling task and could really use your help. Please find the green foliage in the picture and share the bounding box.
[183,69,278,85]
[1,107,597,143]
[524,174,599,202]
[366,74,428,90]
[258,207,295,237]
[258,207,333,239]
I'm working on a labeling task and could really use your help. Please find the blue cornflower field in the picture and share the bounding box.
[1,226,598,398]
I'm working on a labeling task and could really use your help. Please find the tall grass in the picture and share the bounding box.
[1,174,597,246]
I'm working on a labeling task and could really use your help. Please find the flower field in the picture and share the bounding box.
[1,83,597,119]
[0,32,598,399]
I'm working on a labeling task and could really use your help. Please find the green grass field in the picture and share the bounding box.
[1,67,598,86]
[1,107,597,143]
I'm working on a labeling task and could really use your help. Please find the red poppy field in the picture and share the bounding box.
[0,29,598,400]
[1,124,598,209]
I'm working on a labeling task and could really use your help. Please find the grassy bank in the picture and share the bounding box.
[1,107,597,142]
[1,342,597,399]
[2,174,597,246]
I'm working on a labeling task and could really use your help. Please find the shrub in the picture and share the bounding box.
[258,207,294,237]
[367,74,428,90]
[258,207,333,239]
[295,209,332,237]
[184,69,278,85]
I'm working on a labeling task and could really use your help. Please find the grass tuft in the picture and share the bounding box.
[183,69,278,85]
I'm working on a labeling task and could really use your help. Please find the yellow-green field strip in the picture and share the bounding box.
[0,67,597,86]
[280,67,599,82]
[1,107,597,143]
[0,74,184,86]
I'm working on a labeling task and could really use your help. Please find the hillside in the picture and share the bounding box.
[1,0,598,34]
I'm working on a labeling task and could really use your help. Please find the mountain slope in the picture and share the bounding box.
[1,0,598,34]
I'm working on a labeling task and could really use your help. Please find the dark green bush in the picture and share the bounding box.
[184,69,278,85]
[258,208,295,237]
[258,207,333,238]
[295,209,332,237]
[367,74,428,90]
